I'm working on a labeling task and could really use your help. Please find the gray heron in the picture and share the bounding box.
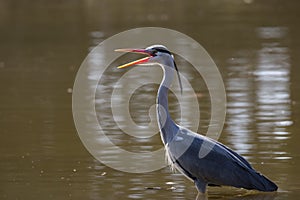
[115,45,278,193]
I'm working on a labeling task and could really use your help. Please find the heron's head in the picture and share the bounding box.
[115,45,182,93]
[115,45,174,68]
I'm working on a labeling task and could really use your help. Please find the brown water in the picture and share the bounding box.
[1,0,300,199]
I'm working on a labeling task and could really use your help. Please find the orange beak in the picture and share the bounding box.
[115,48,153,69]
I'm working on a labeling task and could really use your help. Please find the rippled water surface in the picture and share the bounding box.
[1,1,299,199]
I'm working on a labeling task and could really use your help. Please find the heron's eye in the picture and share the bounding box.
[151,50,158,56]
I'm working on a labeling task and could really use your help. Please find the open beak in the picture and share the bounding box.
[115,48,153,69]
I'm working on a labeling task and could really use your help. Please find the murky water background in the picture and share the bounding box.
[1,0,299,199]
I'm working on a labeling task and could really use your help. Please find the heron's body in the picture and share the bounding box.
[116,45,278,193]
[163,125,278,193]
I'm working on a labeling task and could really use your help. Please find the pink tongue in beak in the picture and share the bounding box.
[115,48,152,68]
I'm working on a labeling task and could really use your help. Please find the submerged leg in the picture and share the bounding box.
[194,179,207,194]
[196,192,208,200]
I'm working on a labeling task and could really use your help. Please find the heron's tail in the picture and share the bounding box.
[247,170,278,192]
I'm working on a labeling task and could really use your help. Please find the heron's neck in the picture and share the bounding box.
[157,63,178,144]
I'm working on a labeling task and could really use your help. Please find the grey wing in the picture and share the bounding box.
[215,141,253,169]
[168,134,247,185]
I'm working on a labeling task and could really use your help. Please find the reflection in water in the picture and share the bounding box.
[226,54,255,155]
[254,27,292,161]
[226,26,292,158]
